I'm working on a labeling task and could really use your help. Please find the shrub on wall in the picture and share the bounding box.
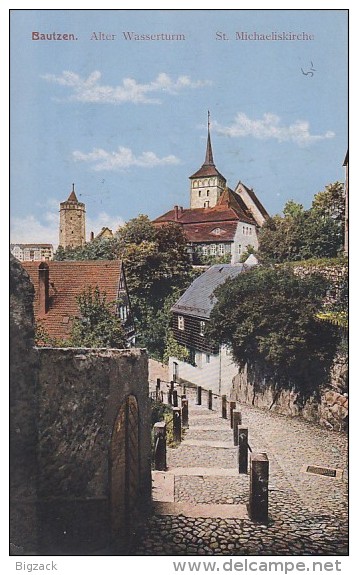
[208,265,341,399]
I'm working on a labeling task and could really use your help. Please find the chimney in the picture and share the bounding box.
[38,263,49,316]
[174,205,179,220]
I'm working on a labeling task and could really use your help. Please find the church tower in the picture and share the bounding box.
[59,184,86,248]
[189,112,227,209]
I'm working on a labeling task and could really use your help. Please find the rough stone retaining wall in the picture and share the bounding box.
[10,255,39,554]
[36,347,152,553]
[232,360,348,432]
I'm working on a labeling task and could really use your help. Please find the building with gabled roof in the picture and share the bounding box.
[153,113,269,264]
[169,260,256,394]
[21,260,134,343]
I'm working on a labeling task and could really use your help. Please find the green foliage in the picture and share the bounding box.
[208,266,340,397]
[116,216,193,359]
[150,399,172,426]
[197,253,232,265]
[258,182,345,264]
[163,330,190,365]
[35,322,58,347]
[54,237,120,261]
[69,286,127,348]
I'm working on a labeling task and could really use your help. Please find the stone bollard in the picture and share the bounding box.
[172,390,178,407]
[230,401,236,428]
[196,385,202,405]
[208,389,213,410]
[154,421,167,471]
[238,426,248,474]
[181,398,189,428]
[173,407,182,443]
[155,379,160,401]
[233,410,242,446]
[249,453,269,523]
[221,395,227,419]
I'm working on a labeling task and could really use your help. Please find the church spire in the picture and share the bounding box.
[204,110,214,166]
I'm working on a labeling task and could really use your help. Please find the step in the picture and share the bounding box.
[152,501,249,519]
[180,439,235,449]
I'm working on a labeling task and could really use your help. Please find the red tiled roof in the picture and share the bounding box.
[21,260,123,341]
[184,222,238,242]
[154,201,255,227]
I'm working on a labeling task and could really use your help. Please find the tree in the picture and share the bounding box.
[258,184,344,264]
[115,216,194,360]
[54,237,120,261]
[207,266,340,397]
[69,286,127,348]
[311,182,345,221]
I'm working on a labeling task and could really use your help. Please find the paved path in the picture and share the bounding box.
[134,386,348,556]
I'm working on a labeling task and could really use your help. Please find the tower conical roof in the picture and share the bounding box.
[67,184,79,202]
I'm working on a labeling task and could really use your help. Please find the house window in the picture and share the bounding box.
[238,244,242,254]
[178,315,185,331]
[204,201,210,208]
[206,190,210,196]
[218,244,225,255]
[199,320,205,336]
[189,347,196,365]
[210,244,216,255]
[206,354,211,364]
[198,190,202,197]
[119,306,128,321]
[202,245,208,255]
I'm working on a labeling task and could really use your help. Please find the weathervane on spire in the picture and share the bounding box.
[208,110,210,131]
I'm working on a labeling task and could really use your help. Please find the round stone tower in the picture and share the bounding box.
[59,184,86,248]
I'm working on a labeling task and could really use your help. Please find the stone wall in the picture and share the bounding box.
[36,347,151,554]
[232,360,348,432]
[10,255,39,554]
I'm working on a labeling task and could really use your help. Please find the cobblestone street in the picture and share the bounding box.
[133,385,348,556]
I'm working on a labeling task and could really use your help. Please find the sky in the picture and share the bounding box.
[10,9,348,247]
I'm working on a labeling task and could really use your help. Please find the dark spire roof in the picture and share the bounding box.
[205,110,214,165]
[189,112,226,181]
[67,183,78,202]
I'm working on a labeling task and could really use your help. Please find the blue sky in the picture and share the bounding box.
[10,9,348,247]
